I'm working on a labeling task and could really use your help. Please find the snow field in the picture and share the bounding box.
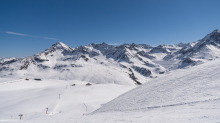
[3,54,137,85]
[0,79,134,123]
[79,99,220,123]
[93,58,220,113]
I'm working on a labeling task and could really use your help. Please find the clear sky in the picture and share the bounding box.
[1,0,220,58]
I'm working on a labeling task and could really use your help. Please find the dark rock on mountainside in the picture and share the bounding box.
[128,68,142,85]
[1,59,17,66]
[132,66,151,77]
[1,29,220,84]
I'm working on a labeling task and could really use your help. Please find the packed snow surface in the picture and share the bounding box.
[0,29,220,122]
[0,79,134,123]
[0,58,220,122]
[94,58,220,113]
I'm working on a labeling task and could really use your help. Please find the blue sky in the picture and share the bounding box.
[1,0,220,57]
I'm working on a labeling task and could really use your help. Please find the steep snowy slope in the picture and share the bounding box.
[0,42,166,85]
[1,29,220,85]
[166,29,220,69]
[5,53,218,123]
[93,58,220,113]
[1,30,220,123]
[79,99,220,123]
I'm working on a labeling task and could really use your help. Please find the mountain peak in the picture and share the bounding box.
[52,42,69,48]
[212,29,220,33]
[201,29,220,42]
[46,42,73,52]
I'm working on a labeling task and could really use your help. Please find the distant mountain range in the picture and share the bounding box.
[1,29,220,85]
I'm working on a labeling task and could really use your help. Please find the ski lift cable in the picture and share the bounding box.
[0,84,68,119]
[30,85,67,115]
[0,83,80,119]
[46,85,67,114]
[46,91,63,113]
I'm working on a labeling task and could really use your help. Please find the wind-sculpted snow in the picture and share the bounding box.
[93,58,220,113]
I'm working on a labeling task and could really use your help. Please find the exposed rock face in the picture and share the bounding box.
[1,59,17,66]
[149,44,172,54]
[20,59,30,70]
[1,30,220,85]
[128,68,142,85]
[132,66,151,77]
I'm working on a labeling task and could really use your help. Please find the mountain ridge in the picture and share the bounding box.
[1,29,220,85]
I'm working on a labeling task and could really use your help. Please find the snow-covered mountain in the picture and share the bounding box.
[166,29,220,69]
[1,30,220,123]
[1,29,220,85]
[1,49,219,123]
[73,55,219,123]
[93,58,220,113]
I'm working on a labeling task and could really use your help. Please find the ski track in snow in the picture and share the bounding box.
[0,79,135,123]
[1,30,220,122]
[83,90,89,113]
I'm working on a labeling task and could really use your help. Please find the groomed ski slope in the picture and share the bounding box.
[94,58,220,113]
[0,79,134,123]
[1,58,220,122]
[79,99,220,123]
[76,58,220,123]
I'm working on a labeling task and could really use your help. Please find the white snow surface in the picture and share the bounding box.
[0,29,220,122]
[0,58,220,122]
[0,79,134,123]
[94,58,220,113]
[1,29,220,85]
